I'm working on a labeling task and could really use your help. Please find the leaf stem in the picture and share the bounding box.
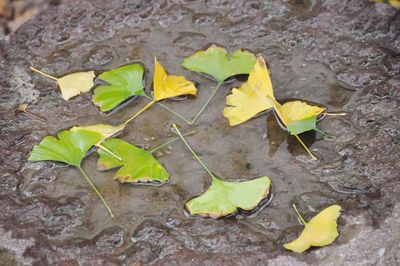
[150,130,196,153]
[325,112,347,116]
[293,134,317,160]
[78,166,114,218]
[293,204,307,226]
[95,144,122,161]
[172,124,216,180]
[143,94,191,124]
[190,82,223,125]
[123,100,156,126]
[30,67,58,81]
[20,110,47,122]
[313,128,336,140]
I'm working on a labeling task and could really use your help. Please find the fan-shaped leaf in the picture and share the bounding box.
[181,45,257,82]
[97,138,169,184]
[284,205,341,253]
[185,176,271,218]
[30,67,95,100]
[93,64,144,112]
[28,129,102,167]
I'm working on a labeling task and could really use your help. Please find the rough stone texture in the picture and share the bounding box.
[0,0,399,265]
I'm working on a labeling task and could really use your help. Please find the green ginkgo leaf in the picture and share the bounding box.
[28,129,102,167]
[172,124,272,219]
[181,44,257,82]
[287,116,317,135]
[186,175,271,218]
[28,129,114,217]
[92,64,145,112]
[97,138,169,184]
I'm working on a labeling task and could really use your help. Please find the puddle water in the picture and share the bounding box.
[1,0,399,264]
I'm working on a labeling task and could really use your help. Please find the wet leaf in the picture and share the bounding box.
[154,57,197,101]
[97,138,169,183]
[93,64,145,112]
[71,124,126,144]
[181,44,257,83]
[224,56,275,126]
[287,116,317,135]
[279,101,325,127]
[284,205,341,253]
[186,176,271,218]
[28,129,102,167]
[30,67,95,100]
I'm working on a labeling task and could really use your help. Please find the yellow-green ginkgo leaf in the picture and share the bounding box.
[278,101,325,127]
[30,67,95,100]
[284,204,342,253]
[71,124,126,144]
[153,57,197,101]
[224,56,275,126]
[186,175,271,218]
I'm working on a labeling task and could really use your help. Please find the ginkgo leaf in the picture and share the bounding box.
[28,129,102,167]
[284,205,341,253]
[30,67,95,100]
[278,101,325,127]
[185,176,271,218]
[172,124,272,219]
[70,124,126,144]
[97,138,169,183]
[28,129,114,217]
[92,64,145,112]
[153,57,197,101]
[181,44,257,83]
[224,56,275,126]
[287,116,317,135]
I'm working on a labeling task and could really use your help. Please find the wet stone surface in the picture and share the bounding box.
[0,0,399,265]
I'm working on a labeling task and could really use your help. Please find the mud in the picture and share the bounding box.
[0,0,399,265]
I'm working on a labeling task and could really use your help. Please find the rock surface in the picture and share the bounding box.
[0,0,399,265]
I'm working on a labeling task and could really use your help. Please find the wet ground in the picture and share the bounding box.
[0,0,399,265]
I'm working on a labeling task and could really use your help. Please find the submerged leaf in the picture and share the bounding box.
[181,44,257,83]
[224,56,275,126]
[284,205,341,253]
[30,67,95,100]
[93,64,145,112]
[28,129,102,167]
[154,57,197,101]
[186,176,271,218]
[97,138,169,183]
[287,116,317,135]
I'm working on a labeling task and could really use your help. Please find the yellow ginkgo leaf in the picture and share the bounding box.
[223,56,275,126]
[153,57,197,101]
[284,204,341,253]
[30,67,95,100]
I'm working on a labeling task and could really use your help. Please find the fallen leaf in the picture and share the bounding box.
[17,103,47,122]
[71,124,126,144]
[153,57,197,101]
[97,138,169,183]
[28,129,114,217]
[186,175,271,218]
[28,129,102,167]
[224,56,275,126]
[284,204,341,253]
[30,67,95,100]
[287,116,317,135]
[92,64,145,112]
[278,101,325,127]
[181,44,257,82]
[172,124,271,218]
